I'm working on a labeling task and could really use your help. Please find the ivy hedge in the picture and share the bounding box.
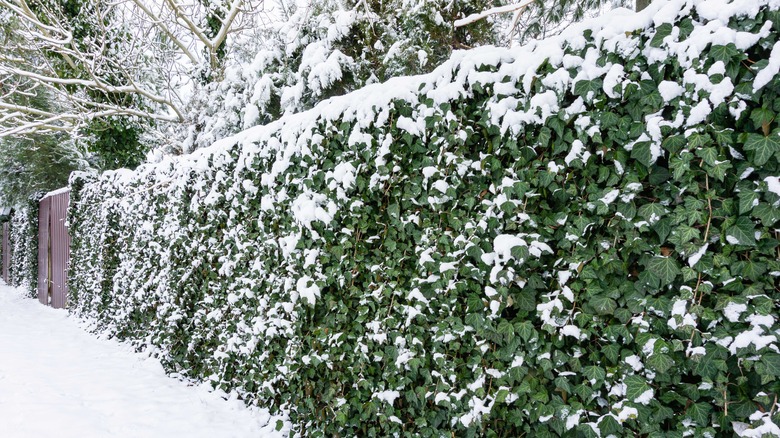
[68,0,780,436]
[5,197,40,296]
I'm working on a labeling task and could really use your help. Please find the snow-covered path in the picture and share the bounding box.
[0,283,287,438]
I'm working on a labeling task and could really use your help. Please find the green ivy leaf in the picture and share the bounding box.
[695,147,718,166]
[709,44,739,63]
[708,160,732,181]
[603,344,621,364]
[515,289,537,312]
[600,111,619,128]
[650,23,673,47]
[738,191,759,215]
[638,203,667,222]
[574,78,604,98]
[648,256,680,286]
[576,424,600,438]
[516,321,535,342]
[538,127,552,147]
[590,295,618,316]
[744,133,780,166]
[647,354,675,374]
[625,375,652,402]
[685,402,712,426]
[693,354,719,379]
[689,133,712,149]
[670,224,700,246]
[583,366,606,383]
[598,415,623,435]
[631,141,653,167]
[750,107,775,131]
[653,218,672,243]
[753,203,780,226]
[725,216,757,247]
[497,319,515,342]
[762,353,780,376]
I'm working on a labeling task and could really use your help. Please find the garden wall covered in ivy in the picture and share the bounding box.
[68,0,780,435]
[5,199,39,297]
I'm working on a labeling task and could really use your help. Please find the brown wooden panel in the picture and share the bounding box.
[49,191,70,309]
[38,196,51,305]
[2,222,9,283]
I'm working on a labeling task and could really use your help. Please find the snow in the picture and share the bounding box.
[642,338,657,356]
[753,41,780,92]
[565,410,583,430]
[454,0,534,27]
[565,140,589,166]
[396,116,422,136]
[734,413,780,437]
[616,405,639,422]
[599,189,620,206]
[373,390,400,406]
[43,186,71,199]
[658,80,684,102]
[625,355,644,372]
[728,324,777,354]
[560,325,582,339]
[634,388,655,405]
[764,176,780,197]
[296,276,321,306]
[686,100,711,126]
[687,244,708,267]
[723,301,747,322]
[603,63,625,98]
[0,283,286,438]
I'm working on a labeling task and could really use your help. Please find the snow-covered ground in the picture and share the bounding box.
[0,282,288,438]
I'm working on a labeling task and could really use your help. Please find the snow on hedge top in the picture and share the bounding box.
[118,0,775,184]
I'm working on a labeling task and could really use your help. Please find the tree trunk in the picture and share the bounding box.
[636,0,651,11]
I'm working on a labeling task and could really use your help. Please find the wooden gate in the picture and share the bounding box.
[38,189,70,308]
[2,222,8,283]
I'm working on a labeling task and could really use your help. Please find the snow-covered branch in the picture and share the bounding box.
[0,0,263,140]
[127,0,199,64]
[454,0,534,28]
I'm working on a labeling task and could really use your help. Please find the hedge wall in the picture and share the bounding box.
[68,0,780,436]
[8,198,39,296]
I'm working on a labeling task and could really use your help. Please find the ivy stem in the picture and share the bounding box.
[703,174,712,242]
[695,174,713,306]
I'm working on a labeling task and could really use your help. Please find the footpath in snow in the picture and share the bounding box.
[0,282,287,438]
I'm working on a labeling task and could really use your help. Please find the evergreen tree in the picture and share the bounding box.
[0,9,83,205]
[187,0,501,151]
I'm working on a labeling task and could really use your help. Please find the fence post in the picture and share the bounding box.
[2,222,9,283]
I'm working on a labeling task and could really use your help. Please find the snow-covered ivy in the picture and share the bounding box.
[69,0,780,435]
[6,198,39,297]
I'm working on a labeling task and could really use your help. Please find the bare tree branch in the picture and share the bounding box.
[454,0,534,28]
[0,0,266,141]
[128,0,199,64]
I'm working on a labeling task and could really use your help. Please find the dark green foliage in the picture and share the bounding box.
[513,0,632,42]
[68,2,780,437]
[83,116,148,170]
[6,196,41,297]
[0,134,79,206]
